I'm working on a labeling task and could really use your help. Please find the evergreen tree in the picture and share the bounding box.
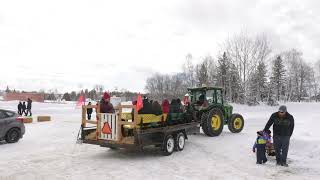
[62,93,71,101]
[247,61,268,105]
[217,52,230,92]
[229,63,243,103]
[270,56,286,101]
[5,86,10,93]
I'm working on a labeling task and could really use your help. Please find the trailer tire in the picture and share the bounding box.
[202,108,224,137]
[162,134,175,156]
[228,113,244,133]
[175,132,185,151]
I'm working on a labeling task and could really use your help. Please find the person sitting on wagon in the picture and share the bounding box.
[162,99,170,114]
[151,101,162,115]
[100,92,115,113]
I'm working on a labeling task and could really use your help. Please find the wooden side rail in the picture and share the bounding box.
[81,104,100,128]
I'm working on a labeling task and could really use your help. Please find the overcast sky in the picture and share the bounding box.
[0,0,319,93]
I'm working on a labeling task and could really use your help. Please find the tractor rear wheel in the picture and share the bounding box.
[228,113,244,133]
[201,109,224,137]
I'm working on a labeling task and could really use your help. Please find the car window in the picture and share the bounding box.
[0,111,8,119]
[5,111,15,117]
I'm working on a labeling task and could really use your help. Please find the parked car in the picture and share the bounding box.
[0,109,25,143]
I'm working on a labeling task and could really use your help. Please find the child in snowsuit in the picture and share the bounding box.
[253,130,271,164]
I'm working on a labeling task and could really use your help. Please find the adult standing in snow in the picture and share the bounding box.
[25,98,33,116]
[22,102,27,116]
[87,102,93,120]
[17,101,22,115]
[264,105,294,167]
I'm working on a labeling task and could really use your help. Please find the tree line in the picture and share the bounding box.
[145,32,320,105]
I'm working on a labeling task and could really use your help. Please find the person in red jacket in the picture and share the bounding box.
[162,99,170,113]
[100,92,115,113]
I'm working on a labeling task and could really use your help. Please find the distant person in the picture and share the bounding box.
[176,98,184,113]
[25,98,32,116]
[162,99,170,113]
[264,105,294,167]
[151,101,162,115]
[17,101,22,115]
[100,92,115,113]
[87,102,93,120]
[252,130,271,164]
[22,102,27,116]
[138,97,152,114]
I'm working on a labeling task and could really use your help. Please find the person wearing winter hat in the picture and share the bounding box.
[264,105,294,167]
[252,130,271,164]
[100,92,114,113]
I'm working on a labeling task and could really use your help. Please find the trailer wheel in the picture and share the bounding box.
[162,134,175,156]
[228,113,244,133]
[201,108,224,137]
[175,132,185,151]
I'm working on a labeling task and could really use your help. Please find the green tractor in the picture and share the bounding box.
[186,86,244,136]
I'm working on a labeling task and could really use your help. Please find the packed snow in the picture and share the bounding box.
[0,101,319,180]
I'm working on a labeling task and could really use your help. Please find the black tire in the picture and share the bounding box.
[5,128,21,143]
[228,113,244,133]
[201,108,224,137]
[175,132,185,151]
[162,134,175,156]
[109,147,119,150]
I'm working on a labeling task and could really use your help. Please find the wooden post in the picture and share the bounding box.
[82,105,86,127]
[96,103,101,140]
[117,105,122,141]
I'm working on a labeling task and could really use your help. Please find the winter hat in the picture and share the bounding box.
[264,129,271,135]
[257,130,263,136]
[278,105,287,113]
[103,92,110,100]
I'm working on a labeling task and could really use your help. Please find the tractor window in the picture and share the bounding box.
[191,91,206,105]
[206,90,214,103]
[216,90,223,104]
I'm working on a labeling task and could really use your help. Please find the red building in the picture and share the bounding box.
[3,92,45,102]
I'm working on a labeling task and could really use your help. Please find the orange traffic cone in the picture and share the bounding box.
[102,122,112,134]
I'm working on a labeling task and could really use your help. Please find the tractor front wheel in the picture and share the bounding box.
[201,109,224,137]
[228,113,244,133]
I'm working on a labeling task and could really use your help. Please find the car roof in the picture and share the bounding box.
[0,109,16,114]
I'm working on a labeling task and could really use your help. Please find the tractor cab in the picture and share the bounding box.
[188,87,224,110]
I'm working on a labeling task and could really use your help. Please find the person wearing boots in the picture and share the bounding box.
[87,102,93,120]
[17,101,22,115]
[264,105,294,167]
[25,98,32,116]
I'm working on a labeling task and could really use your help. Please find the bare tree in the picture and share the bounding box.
[223,32,272,101]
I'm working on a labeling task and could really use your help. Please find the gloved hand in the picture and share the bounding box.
[252,148,255,153]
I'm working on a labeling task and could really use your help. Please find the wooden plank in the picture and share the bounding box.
[86,120,97,124]
[82,105,86,127]
[37,116,51,122]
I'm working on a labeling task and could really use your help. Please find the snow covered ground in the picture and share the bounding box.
[0,101,319,180]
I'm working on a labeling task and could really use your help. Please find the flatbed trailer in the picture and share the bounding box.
[79,104,200,155]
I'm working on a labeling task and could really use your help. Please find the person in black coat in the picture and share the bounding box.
[87,102,93,120]
[17,102,22,115]
[264,105,294,167]
[25,98,32,116]
[22,102,27,116]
